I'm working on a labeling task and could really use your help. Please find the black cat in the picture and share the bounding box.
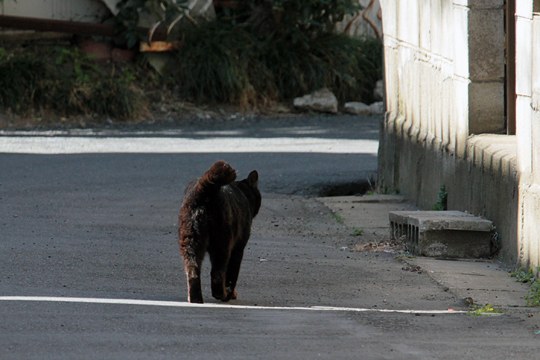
[178,161,261,303]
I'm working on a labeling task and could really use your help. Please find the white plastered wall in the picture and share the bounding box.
[378,0,520,265]
[517,1,540,270]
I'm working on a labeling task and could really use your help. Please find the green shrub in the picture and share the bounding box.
[526,280,540,307]
[163,0,381,106]
[169,22,382,106]
[169,22,258,105]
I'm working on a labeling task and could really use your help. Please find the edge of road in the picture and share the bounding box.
[318,194,535,310]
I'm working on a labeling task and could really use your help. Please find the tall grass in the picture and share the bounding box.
[170,22,281,108]
[0,50,47,112]
[170,23,254,105]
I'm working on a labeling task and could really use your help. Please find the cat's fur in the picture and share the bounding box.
[178,161,261,303]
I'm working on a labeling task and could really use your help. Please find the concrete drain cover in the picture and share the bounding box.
[389,211,495,258]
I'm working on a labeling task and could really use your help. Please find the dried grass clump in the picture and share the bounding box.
[169,21,382,108]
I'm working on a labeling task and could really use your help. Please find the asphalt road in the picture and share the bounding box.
[0,115,538,359]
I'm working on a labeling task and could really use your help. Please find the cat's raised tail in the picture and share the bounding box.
[181,161,237,206]
[201,160,236,186]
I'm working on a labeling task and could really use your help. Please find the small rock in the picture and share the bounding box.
[369,101,385,114]
[344,102,371,115]
[293,88,338,114]
[344,101,385,115]
[463,297,475,306]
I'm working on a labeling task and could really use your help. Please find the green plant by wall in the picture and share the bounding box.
[511,267,540,306]
[526,280,540,306]
[511,268,536,283]
[433,185,448,211]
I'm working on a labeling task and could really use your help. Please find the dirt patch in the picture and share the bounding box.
[352,240,405,254]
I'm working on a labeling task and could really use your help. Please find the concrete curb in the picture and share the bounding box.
[319,194,531,309]
[404,257,529,308]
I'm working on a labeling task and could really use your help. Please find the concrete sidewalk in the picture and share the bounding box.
[319,195,532,309]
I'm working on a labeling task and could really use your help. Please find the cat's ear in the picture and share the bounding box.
[247,170,258,187]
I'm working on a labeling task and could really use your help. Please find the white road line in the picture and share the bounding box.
[0,137,378,154]
[0,296,466,315]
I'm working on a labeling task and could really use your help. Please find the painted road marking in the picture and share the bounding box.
[0,296,466,315]
[0,137,378,155]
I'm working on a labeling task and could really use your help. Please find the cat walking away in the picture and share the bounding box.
[178,161,261,303]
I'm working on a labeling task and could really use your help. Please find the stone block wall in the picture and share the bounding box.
[378,0,521,264]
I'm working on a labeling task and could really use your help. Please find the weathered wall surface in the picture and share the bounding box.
[378,0,520,264]
[517,5,540,270]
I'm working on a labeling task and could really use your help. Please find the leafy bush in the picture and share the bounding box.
[111,0,382,108]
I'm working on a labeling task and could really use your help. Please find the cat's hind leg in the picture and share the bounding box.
[180,235,206,303]
[209,245,230,301]
[184,257,203,303]
[225,246,245,300]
